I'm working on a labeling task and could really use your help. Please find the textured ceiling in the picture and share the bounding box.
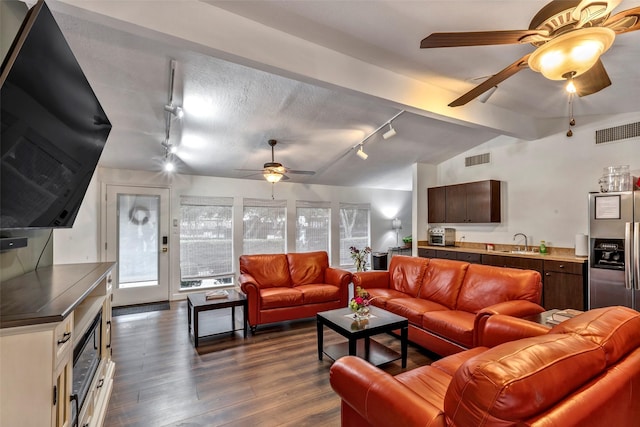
[44,0,640,190]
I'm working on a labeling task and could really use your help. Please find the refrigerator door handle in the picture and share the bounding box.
[634,222,639,291]
[625,222,632,290]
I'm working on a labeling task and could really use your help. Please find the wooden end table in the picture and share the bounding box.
[187,289,247,347]
[317,307,408,368]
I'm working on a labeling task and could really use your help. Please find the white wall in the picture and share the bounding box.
[425,112,640,249]
[55,167,412,300]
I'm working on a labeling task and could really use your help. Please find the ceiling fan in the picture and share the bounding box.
[420,0,640,107]
[239,139,315,183]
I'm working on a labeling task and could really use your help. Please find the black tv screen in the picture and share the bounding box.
[0,0,111,230]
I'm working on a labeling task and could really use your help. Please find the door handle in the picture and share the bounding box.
[634,222,639,291]
[625,222,632,290]
[162,247,168,253]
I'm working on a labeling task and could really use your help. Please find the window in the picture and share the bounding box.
[296,201,330,254]
[179,196,234,289]
[339,203,370,266]
[243,198,286,255]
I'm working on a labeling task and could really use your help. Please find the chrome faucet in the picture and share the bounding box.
[513,233,528,252]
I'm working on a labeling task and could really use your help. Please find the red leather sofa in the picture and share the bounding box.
[330,306,640,427]
[239,251,351,332]
[352,255,544,356]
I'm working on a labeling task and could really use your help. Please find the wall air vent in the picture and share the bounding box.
[595,122,640,145]
[465,152,490,167]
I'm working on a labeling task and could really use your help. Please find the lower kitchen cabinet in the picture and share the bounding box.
[543,260,586,311]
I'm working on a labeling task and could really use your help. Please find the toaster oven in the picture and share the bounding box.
[428,227,456,246]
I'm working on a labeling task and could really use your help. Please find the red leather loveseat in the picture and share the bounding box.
[352,255,543,356]
[330,306,640,427]
[239,251,351,332]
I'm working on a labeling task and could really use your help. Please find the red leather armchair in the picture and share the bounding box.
[330,306,640,427]
[239,251,351,332]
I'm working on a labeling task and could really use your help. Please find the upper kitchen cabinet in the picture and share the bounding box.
[428,180,501,224]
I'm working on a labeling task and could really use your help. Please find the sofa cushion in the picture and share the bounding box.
[394,365,453,413]
[444,334,606,426]
[296,284,340,304]
[388,255,428,297]
[422,310,476,348]
[549,306,640,366]
[260,287,303,309]
[365,288,408,309]
[287,251,328,285]
[455,264,541,313]
[385,297,448,326]
[239,254,292,288]
[419,259,469,309]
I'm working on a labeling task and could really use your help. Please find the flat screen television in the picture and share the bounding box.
[0,0,111,230]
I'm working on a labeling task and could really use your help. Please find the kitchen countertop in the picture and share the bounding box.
[417,244,588,264]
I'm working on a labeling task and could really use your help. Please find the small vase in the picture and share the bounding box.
[354,306,370,320]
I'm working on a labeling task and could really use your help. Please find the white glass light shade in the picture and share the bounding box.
[263,170,283,183]
[392,218,402,230]
[528,27,615,80]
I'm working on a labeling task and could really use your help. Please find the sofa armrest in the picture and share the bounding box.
[330,356,445,427]
[239,273,261,326]
[473,300,545,346]
[352,271,390,289]
[477,314,551,347]
[325,267,352,304]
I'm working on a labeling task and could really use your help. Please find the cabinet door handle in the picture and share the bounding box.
[97,378,105,389]
[57,332,71,345]
[106,320,112,349]
[545,272,551,276]
[558,264,564,268]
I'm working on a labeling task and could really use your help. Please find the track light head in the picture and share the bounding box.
[382,123,397,140]
[164,158,175,172]
[356,145,368,160]
[164,104,184,118]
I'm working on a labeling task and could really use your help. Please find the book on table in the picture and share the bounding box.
[205,290,229,300]
[547,309,583,324]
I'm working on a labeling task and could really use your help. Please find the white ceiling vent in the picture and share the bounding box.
[595,122,640,145]
[465,152,490,167]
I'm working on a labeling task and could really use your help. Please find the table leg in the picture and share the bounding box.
[187,299,192,336]
[364,336,370,359]
[348,338,357,356]
[231,305,236,335]
[401,325,408,368]
[316,318,323,360]
[194,308,199,348]
[243,302,248,338]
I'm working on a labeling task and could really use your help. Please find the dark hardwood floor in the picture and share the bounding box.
[104,300,437,427]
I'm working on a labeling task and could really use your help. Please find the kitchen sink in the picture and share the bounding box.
[509,250,539,255]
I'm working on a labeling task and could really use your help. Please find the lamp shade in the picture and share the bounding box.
[392,218,402,230]
[263,170,283,183]
[528,27,615,80]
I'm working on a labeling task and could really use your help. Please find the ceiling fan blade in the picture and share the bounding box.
[420,30,549,48]
[604,6,640,34]
[285,169,316,175]
[449,54,531,107]
[574,59,611,97]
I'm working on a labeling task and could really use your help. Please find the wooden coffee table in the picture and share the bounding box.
[187,289,247,347]
[317,307,408,368]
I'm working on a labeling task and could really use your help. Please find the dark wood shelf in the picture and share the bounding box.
[323,339,401,367]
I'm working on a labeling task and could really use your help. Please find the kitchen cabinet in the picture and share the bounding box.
[418,248,482,264]
[427,187,446,223]
[428,180,501,224]
[482,254,544,274]
[418,248,436,258]
[543,260,586,311]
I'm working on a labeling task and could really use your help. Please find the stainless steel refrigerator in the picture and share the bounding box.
[588,191,640,309]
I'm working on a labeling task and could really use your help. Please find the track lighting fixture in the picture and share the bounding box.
[382,123,397,140]
[164,104,184,118]
[356,145,368,160]
[164,158,175,172]
[350,110,405,160]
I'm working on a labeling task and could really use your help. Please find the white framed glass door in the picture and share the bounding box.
[104,185,170,307]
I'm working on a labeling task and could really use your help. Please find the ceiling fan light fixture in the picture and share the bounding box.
[263,170,283,183]
[528,27,615,80]
[382,123,397,140]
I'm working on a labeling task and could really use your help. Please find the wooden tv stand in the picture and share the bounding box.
[1,262,116,427]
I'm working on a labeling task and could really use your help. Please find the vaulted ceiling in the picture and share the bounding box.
[46,0,640,190]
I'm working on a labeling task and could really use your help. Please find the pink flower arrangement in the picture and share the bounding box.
[349,286,372,312]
